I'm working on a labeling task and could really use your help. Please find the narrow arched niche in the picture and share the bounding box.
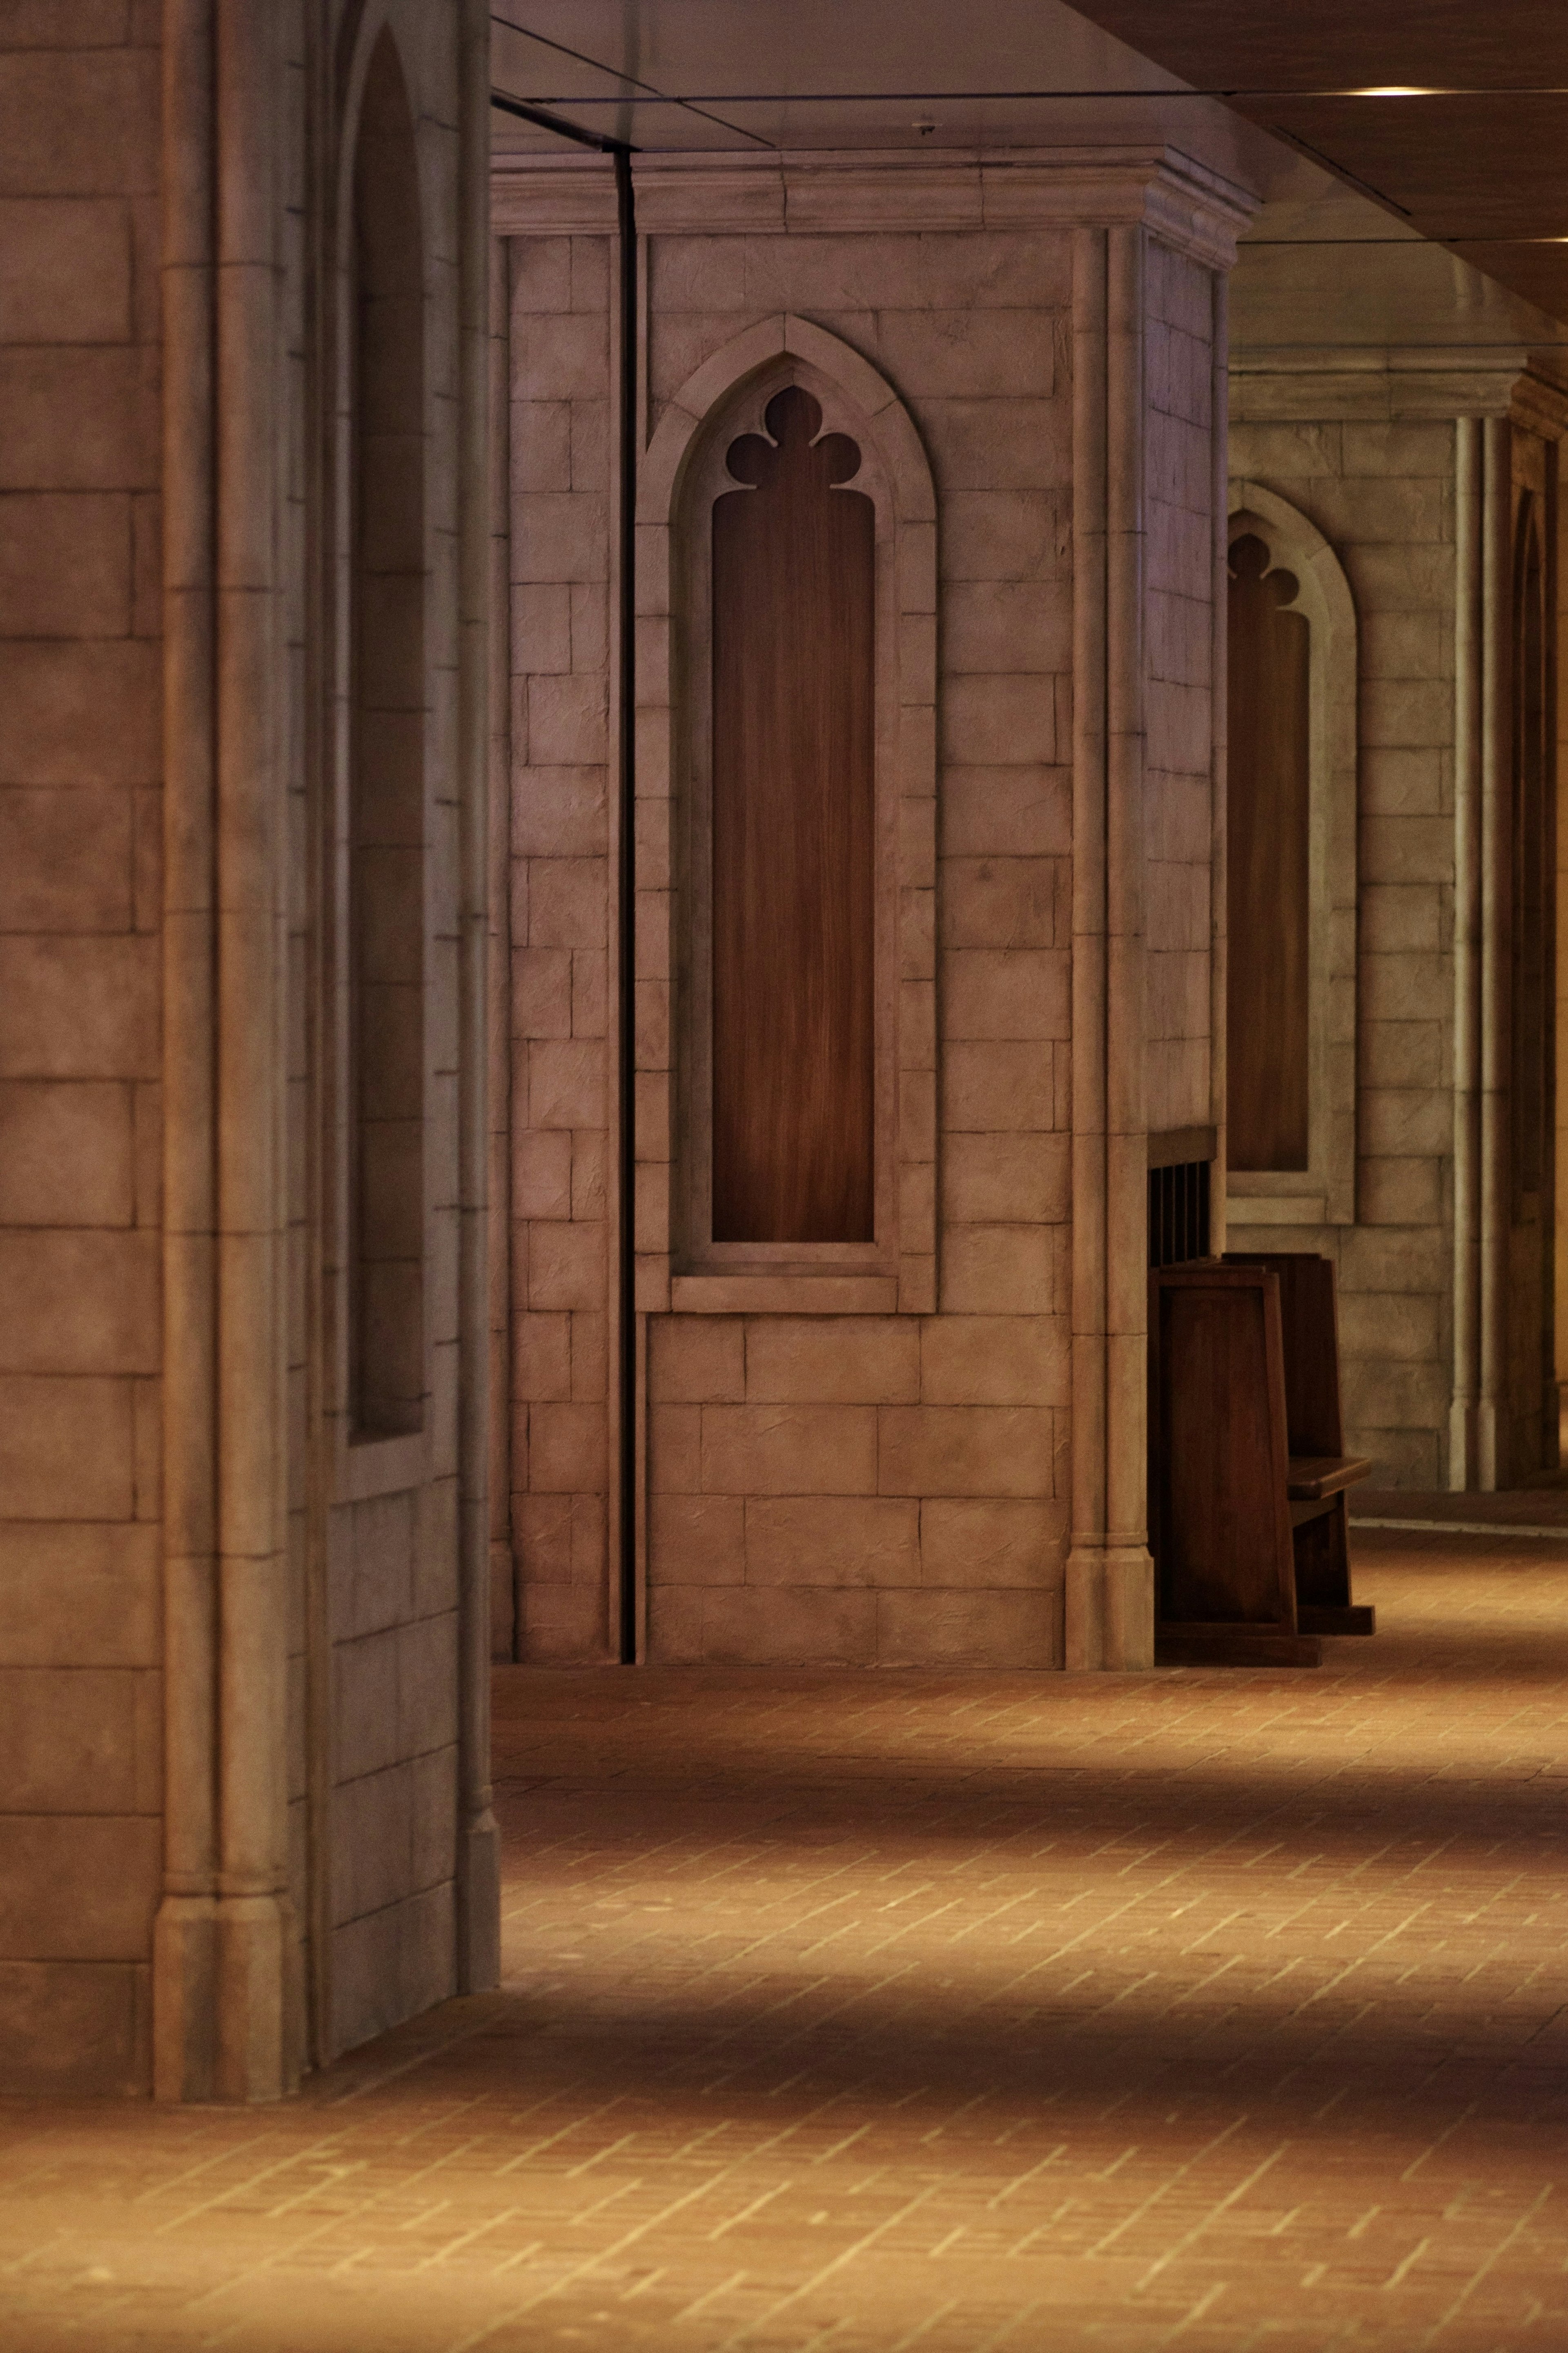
[1225,483,1359,1231]
[636,315,939,1314]
[1227,529,1311,1174]
[349,27,425,1439]
[710,385,877,1244]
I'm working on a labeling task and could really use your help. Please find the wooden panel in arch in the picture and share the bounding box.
[1227,531,1310,1173]
[710,384,876,1243]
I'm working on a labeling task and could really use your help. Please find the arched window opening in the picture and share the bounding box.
[349,29,425,1439]
[710,384,876,1245]
[1227,530,1311,1174]
[1512,496,1551,1211]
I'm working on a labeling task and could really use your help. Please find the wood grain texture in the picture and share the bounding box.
[1226,1251,1368,1622]
[1149,1264,1297,1630]
[711,385,875,1245]
[1227,533,1310,1174]
[1225,1251,1343,1453]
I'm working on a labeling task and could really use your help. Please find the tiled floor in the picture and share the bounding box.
[7,1530,1568,2350]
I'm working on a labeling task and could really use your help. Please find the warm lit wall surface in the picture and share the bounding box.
[0,2,165,2095]
[1227,391,1565,1488]
[641,223,1075,1669]
[0,2,492,2099]
[1226,413,1459,1485]
[499,160,1238,1668]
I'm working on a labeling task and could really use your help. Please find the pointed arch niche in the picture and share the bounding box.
[1226,482,1359,1229]
[330,14,434,1492]
[637,317,938,1314]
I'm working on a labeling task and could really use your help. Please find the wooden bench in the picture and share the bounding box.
[1148,1253,1373,1668]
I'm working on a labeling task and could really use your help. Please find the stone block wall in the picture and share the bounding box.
[1146,244,1218,1137]
[641,228,1074,1666]
[0,0,165,2095]
[0,0,491,2099]
[497,159,1241,1668]
[504,230,616,1665]
[1226,413,1458,1485]
[317,0,472,2060]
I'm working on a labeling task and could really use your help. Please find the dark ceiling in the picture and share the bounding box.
[1066,1,1568,323]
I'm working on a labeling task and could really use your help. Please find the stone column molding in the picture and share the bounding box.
[156,0,297,2104]
[456,0,501,2004]
[1065,223,1157,1673]
[1063,163,1255,1671]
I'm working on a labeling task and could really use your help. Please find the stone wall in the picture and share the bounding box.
[0,0,492,2100]
[316,0,477,2061]
[1226,412,1458,1486]
[0,0,164,2096]
[497,158,1243,1667]
[1146,244,1217,1139]
[503,228,617,1666]
[643,226,1071,1668]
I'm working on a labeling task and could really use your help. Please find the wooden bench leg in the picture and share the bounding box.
[1297,1604,1376,1637]
[1156,1625,1323,1668]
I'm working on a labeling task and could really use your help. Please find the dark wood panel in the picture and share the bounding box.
[711,384,875,1244]
[1059,5,1568,91]
[1225,1250,1368,1620]
[1156,1626,1323,1668]
[1227,533,1310,1173]
[1151,1266,1296,1628]
[1151,1256,1372,1659]
[1298,1604,1376,1637]
[1225,1252,1343,1453]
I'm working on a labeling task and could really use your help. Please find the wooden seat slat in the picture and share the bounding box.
[1286,1454,1373,1501]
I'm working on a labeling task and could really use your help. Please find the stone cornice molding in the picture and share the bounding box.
[491,145,1258,269]
[1231,344,1549,422]
[491,154,617,237]
[1510,366,1568,440]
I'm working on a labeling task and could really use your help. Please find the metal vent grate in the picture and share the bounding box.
[1147,1158,1211,1270]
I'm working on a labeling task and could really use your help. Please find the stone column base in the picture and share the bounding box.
[458,1813,501,1992]
[216,1894,302,2104]
[153,1895,219,2103]
[1065,1543,1156,1672]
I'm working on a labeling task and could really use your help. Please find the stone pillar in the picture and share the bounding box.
[1451,416,1485,1488]
[156,0,298,2105]
[1476,416,1514,1490]
[1065,223,1157,1672]
[156,0,223,2103]
[1066,185,1251,1671]
[457,0,501,1993]
[499,145,1249,1676]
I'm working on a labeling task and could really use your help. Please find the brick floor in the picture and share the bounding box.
[6,1530,1568,2349]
